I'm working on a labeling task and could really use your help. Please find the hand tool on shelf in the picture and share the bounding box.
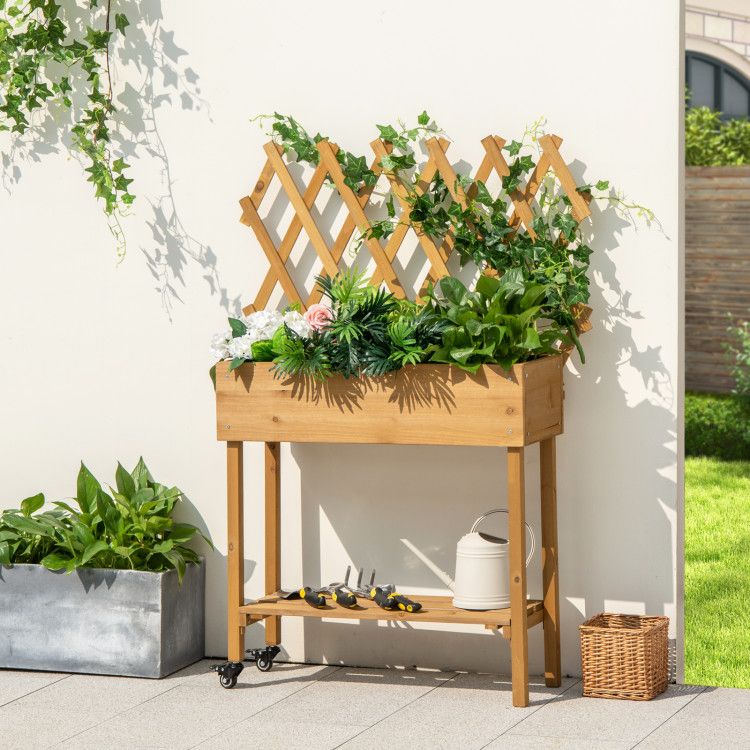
[330,565,358,608]
[353,567,424,613]
[299,586,328,608]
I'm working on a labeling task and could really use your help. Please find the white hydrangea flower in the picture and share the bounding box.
[283,310,312,338]
[209,330,232,361]
[226,334,255,360]
[210,308,312,363]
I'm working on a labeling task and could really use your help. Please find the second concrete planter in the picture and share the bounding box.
[0,561,205,678]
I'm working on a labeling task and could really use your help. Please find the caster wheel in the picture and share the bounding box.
[256,656,273,672]
[220,674,237,689]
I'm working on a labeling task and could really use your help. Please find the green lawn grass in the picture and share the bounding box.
[685,456,750,687]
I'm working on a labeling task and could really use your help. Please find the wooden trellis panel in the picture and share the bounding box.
[239,134,592,314]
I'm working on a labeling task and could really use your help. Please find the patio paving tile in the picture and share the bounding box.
[54,662,338,749]
[193,717,371,749]
[496,682,705,746]
[0,668,70,707]
[339,673,579,750]
[236,666,457,729]
[489,735,631,749]
[0,669,187,749]
[634,685,750,749]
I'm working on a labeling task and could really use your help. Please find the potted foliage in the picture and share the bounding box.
[0,459,209,678]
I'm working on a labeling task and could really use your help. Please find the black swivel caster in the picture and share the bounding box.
[247,645,280,672]
[211,660,244,689]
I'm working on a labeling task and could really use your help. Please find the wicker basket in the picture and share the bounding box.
[579,613,669,701]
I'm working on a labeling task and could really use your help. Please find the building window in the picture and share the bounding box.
[686,51,750,119]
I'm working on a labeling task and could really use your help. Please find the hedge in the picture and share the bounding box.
[685,392,750,460]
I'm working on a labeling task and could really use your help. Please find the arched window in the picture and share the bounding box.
[686,51,750,119]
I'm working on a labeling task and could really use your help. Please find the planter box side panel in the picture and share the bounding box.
[215,359,564,446]
[160,560,205,677]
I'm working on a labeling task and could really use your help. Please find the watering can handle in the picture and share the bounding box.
[470,509,535,567]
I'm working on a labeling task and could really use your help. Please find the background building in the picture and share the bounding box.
[686,2,750,116]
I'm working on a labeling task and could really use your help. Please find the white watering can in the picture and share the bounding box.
[452,509,535,610]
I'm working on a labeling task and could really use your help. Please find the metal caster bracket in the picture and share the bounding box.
[247,645,280,672]
[211,660,244,689]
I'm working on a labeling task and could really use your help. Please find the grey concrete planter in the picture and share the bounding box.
[0,561,205,678]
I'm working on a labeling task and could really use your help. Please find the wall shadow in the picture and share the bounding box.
[1,1,234,318]
[278,148,677,674]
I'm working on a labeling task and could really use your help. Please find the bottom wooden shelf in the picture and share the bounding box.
[239,595,544,629]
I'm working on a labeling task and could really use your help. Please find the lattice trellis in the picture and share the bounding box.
[239,134,593,318]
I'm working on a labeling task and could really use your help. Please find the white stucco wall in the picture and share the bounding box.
[0,0,683,677]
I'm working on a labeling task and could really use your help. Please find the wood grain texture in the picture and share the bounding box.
[507,446,529,707]
[540,437,561,687]
[226,441,245,661]
[216,357,564,447]
[685,166,750,393]
[240,595,543,627]
[264,442,281,646]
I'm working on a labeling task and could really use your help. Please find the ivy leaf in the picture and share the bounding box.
[504,140,523,156]
[386,194,396,218]
[376,124,399,142]
[595,179,609,191]
[474,181,493,206]
[417,110,429,126]
[115,13,129,34]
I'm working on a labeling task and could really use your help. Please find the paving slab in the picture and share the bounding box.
[0,668,189,749]
[54,662,338,749]
[634,685,750,749]
[340,673,578,750]
[238,666,456,732]
[0,669,70,707]
[497,682,705,747]
[490,735,630,749]
[194,717,371,749]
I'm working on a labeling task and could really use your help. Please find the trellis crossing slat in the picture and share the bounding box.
[238,132,591,311]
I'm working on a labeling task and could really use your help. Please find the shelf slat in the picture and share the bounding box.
[239,595,543,628]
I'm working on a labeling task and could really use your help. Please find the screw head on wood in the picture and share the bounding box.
[506,428,513,434]
[506,407,514,415]
[225,424,231,429]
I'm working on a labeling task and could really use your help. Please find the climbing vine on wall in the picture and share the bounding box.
[0,0,133,255]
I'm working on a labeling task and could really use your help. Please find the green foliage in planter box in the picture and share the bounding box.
[685,392,750,461]
[0,459,210,582]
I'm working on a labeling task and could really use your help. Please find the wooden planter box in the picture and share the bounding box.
[215,354,564,446]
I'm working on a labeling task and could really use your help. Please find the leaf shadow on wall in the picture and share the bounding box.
[0,1,236,319]
[275,151,678,673]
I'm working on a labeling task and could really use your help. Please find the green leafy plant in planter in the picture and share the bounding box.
[0,459,210,582]
[210,113,654,381]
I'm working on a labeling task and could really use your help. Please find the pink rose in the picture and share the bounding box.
[304,303,334,332]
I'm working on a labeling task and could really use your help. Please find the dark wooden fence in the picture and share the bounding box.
[686,166,750,393]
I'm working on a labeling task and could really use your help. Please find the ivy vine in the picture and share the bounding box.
[0,0,133,255]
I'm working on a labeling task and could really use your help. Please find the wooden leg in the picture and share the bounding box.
[540,437,561,687]
[227,441,245,662]
[507,447,529,708]
[265,441,281,646]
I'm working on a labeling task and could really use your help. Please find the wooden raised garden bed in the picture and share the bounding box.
[215,355,564,446]
[213,128,590,706]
